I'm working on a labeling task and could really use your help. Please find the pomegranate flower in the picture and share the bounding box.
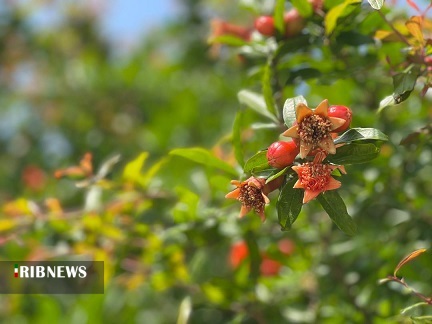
[282,100,346,158]
[292,162,346,204]
[225,177,270,221]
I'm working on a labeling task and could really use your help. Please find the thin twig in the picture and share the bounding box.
[377,10,411,46]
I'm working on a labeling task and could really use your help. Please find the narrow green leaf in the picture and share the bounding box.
[266,167,289,184]
[233,111,244,167]
[283,95,307,127]
[325,143,381,164]
[170,148,238,176]
[277,177,304,231]
[244,150,269,173]
[274,0,285,34]
[325,0,361,35]
[334,127,388,144]
[317,191,357,236]
[176,296,192,324]
[237,90,279,122]
[291,0,313,17]
[262,62,277,116]
[368,0,384,10]
[208,35,248,47]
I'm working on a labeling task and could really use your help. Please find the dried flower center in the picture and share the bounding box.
[298,114,332,147]
[297,163,332,191]
[239,184,265,214]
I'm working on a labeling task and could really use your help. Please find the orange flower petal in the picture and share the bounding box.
[293,179,304,189]
[314,99,329,117]
[303,189,321,204]
[318,137,336,154]
[225,188,241,199]
[324,177,341,191]
[296,103,313,122]
[299,142,314,158]
[239,205,251,218]
[329,117,346,131]
[282,125,299,138]
[257,210,266,222]
[230,180,242,186]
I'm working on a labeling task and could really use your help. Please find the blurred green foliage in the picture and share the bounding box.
[1,0,432,323]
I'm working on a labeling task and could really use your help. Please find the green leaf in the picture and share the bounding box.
[262,61,277,116]
[266,167,289,183]
[274,0,285,34]
[208,35,248,47]
[393,70,418,97]
[176,296,192,324]
[317,191,357,236]
[170,148,238,176]
[123,152,148,186]
[233,111,244,167]
[277,177,304,231]
[334,128,388,144]
[325,143,381,165]
[368,0,384,10]
[244,150,270,173]
[237,90,279,122]
[283,95,307,127]
[291,0,313,17]
[325,0,361,35]
[286,67,321,84]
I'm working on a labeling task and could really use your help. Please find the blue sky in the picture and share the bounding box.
[100,0,179,46]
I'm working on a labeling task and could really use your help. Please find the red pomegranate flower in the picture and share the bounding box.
[282,100,346,158]
[292,160,346,204]
[225,177,270,221]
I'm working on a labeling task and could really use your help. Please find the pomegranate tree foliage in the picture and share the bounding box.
[1,0,432,322]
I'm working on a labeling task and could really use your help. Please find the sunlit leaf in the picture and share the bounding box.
[282,95,307,127]
[325,143,381,164]
[317,191,357,236]
[334,128,388,144]
[406,16,424,45]
[176,296,192,324]
[368,0,385,10]
[277,177,304,231]
[394,248,427,277]
[274,0,285,34]
[237,90,279,122]
[374,30,402,42]
[208,35,249,46]
[170,148,238,176]
[123,152,148,186]
[291,0,313,17]
[325,0,361,35]
[378,95,396,112]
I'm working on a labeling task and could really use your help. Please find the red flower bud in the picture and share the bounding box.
[254,16,275,36]
[327,105,352,133]
[283,9,305,37]
[267,141,299,168]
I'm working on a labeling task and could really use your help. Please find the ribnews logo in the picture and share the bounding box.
[1,261,104,294]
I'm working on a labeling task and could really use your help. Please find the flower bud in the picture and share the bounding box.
[254,16,275,36]
[328,105,352,133]
[283,9,305,37]
[267,141,299,168]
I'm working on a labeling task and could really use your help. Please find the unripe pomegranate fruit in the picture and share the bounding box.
[328,105,352,133]
[267,141,299,168]
[254,16,275,36]
[284,9,305,37]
